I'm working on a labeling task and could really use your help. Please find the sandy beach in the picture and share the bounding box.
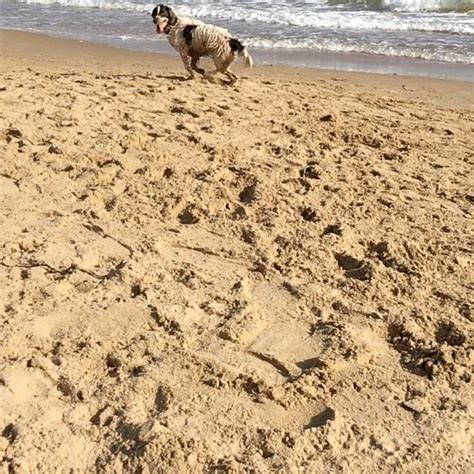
[0,30,473,472]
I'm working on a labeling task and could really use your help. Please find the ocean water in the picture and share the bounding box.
[1,0,473,80]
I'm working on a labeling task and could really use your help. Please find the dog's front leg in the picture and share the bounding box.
[180,52,195,80]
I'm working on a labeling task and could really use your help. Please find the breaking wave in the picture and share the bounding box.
[10,0,474,34]
[248,36,473,63]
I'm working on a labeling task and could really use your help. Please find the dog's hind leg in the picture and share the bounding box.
[204,62,221,80]
[205,56,230,83]
[204,68,221,83]
[224,68,238,85]
[191,55,205,75]
[219,57,239,85]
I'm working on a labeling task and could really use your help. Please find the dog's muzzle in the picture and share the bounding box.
[154,17,168,34]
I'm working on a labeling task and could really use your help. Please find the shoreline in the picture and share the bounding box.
[2,27,474,83]
[1,29,473,110]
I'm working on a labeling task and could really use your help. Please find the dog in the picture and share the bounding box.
[151,5,253,84]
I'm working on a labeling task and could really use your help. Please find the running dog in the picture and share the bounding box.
[152,5,253,84]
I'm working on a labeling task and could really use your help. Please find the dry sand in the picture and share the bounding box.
[0,30,473,473]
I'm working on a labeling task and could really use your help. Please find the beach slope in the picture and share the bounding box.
[0,30,473,472]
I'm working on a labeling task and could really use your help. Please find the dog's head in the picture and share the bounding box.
[151,5,177,34]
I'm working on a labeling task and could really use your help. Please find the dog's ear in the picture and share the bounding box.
[163,6,177,25]
[169,8,177,25]
[157,5,168,16]
[151,6,158,18]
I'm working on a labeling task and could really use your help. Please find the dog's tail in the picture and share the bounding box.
[229,38,254,68]
[240,47,254,68]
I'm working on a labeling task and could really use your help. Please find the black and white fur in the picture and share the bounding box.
[152,5,253,84]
